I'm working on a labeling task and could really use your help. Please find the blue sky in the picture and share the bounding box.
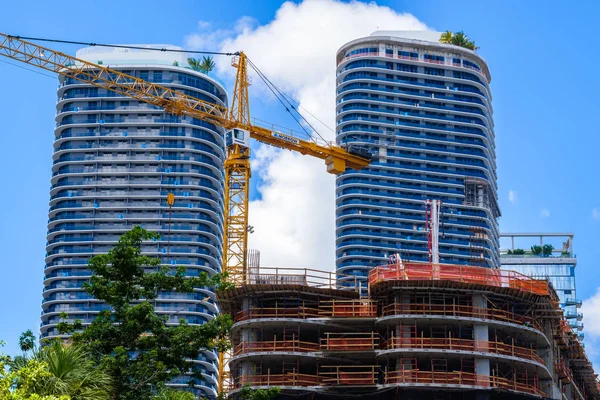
[0,0,599,362]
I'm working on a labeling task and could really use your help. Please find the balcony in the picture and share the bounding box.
[382,336,543,364]
[565,298,583,308]
[233,340,319,357]
[320,332,379,351]
[568,321,584,331]
[235,368,543,397]
[234,300,377,323]
[564,311,583,320]
[381,303,542,332]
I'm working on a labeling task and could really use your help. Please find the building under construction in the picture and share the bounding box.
[218,261,599,400]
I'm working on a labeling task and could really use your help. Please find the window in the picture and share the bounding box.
[424,54,445,62]
[399,51,418,59]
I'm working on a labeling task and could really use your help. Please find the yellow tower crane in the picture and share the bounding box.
[0,33,371,396]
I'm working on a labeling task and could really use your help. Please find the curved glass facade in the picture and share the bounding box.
[335,33,500,289]
[41,54,226,398]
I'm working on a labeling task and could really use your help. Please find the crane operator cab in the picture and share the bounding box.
[343,144,373,161]
[226,128,251,148]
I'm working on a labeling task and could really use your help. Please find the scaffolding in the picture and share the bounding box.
[469,225,487,268]
[463,178,500,219]
[221,262,600,400]
[369,262,552,297]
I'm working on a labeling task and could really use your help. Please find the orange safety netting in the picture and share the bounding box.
[234,340,319,356]
[235,372,320,388]
[321,335,379,351]
[234,369,545,397]
[381,303,542,331]
[383,337,543,364]
[321,300,378,317]
[369,263,550,297]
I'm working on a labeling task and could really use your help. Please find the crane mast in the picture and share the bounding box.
[0,33,372,397]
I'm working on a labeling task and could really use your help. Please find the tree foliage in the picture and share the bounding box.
[530,245,542,255]
[1,341,70,400]
[542,244,554,257]
[10,335,113,400]
[439,30,479,51]
[238,385,280,400]
[58,227,233,400]
[187,56,215,74]
[153,389,196,400]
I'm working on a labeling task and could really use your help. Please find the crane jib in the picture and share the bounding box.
[272,131,300,146]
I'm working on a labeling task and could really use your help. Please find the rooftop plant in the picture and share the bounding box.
[439,30,479,51]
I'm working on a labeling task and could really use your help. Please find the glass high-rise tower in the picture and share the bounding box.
[41,46,226,398]
[335,31,500,289]
[500,233,583,338]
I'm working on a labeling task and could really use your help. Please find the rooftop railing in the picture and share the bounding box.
[369,262,551,297]
[246,266,362,293]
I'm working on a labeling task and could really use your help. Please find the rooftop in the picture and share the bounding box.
[370,30,442,42]
[75,44,188,67]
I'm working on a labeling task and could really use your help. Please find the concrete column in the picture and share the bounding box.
[240,361,255,378]
[239,297,258,378]
[551,384,564,400]
[473,294,490,387]
[564,383,572,399]
[394,294,411,371]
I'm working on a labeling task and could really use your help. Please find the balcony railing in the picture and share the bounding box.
[320,332,379,351]
[233,368,545,397]
[233,340,319,357]
[381,303,542,332]
[233,335,542,365]
[246,266,360,292]
[369,262,552,297]
[234,372,320,388]
[336,52,486,80]
[382,336,543,364]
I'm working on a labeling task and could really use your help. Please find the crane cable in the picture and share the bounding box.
[244,58,314,142]
[246,57,331,146]
[5,34,238,56]
[4,33,332,146]
[280,90,336,135]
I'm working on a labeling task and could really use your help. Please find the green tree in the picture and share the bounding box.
[530,245,542,255]
[542,244,554,257]
[11,337,113,400]
[238,385,280,400]
[1,341,69,400]
[199,56,216,74]
[438,30,479,51]
[153,389,195,400]
[58,227,233,400]
[187,57,215,74]
[187,57,200,71]
[439,30,453,44]
[513,249,525,255]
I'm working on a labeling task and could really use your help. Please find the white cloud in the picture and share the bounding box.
[593,208,600,221]
[541,208,550,218]
[185,0,429,270]
[581,288,600,366]
[184,17,258,53]
[508,190,517,204]
[196,20,212,30]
